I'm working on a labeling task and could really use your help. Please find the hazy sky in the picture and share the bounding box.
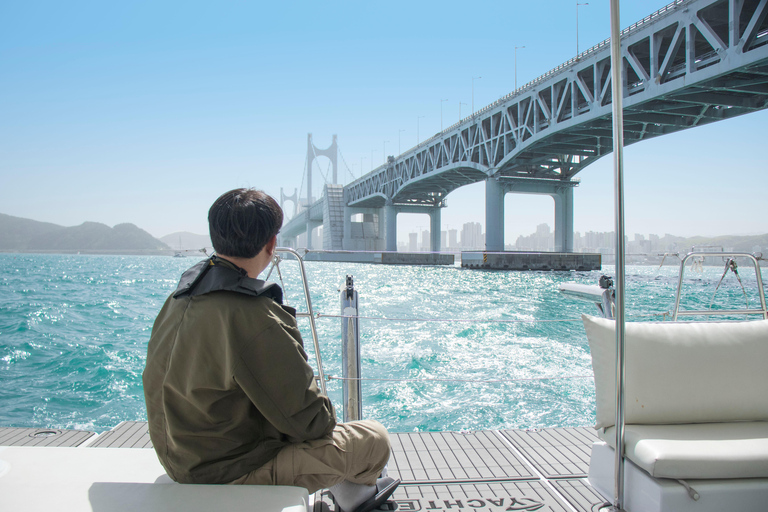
[1,0,766,244]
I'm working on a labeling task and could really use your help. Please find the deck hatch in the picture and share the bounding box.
[0,427,95,447]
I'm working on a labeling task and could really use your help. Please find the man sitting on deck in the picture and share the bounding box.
[142,188,399,512]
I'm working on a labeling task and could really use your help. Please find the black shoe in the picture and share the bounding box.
[351,477,400,512]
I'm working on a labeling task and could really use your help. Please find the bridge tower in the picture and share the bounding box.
[280,187,298,218]
[304,134,338,249]
[279,187,298,247]
[305,133,338,201]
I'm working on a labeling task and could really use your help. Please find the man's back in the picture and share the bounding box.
[143,259,335,484]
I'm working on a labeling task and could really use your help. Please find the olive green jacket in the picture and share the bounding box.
[142,257,336,484]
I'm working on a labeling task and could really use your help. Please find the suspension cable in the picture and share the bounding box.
[337,147,359,182]
[311,145,331,185]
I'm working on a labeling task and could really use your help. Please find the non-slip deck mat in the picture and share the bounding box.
[313,480,586,512]
[388,431,535,484]
[0,427,95,447]
[87,421,153,448]
[501,427,599,479]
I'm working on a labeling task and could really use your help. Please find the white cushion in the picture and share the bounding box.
[598,422,768,479]
[583,315,768,429]
[0,446,310,512]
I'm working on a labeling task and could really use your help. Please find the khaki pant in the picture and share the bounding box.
[228,420,390,494]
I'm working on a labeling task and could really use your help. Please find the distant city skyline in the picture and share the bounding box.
[396,222,766,255]
[1,1,766,243]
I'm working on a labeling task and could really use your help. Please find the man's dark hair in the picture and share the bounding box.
[208,189,283,258]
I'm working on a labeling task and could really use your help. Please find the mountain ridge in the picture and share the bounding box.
[0,213,170,254]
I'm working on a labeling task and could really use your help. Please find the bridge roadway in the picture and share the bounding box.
[282,0,768,252]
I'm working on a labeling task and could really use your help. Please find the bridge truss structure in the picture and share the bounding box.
[346,0,768,210]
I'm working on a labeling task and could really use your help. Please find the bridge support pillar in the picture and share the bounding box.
[343,206,353,248]
[429,207,441,252]
[553,186,574,252]
[305,211,314,250]
[485,178,505,252]
[486,177,578,252]
[384,202,397,252]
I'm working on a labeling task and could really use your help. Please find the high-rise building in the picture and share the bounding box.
[460,222,483,249]
[448,229,458,249]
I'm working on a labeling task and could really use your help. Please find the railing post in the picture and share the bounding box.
[340,275,362,421]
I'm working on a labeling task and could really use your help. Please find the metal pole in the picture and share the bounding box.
[340,275,362,421]
[577,3,589,56]
[514,46,525,90]
[440,99,448,131]
[609,0,627,510]
[275,248,327,395]
[472,76,482,114]
[417,116,425,144]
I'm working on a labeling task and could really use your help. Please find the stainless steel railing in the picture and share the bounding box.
[267,248,328,395]
[672,252,767,321]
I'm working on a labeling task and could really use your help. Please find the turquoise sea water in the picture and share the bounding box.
[1,253,764,433]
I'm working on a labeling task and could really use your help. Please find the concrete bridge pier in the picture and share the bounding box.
[378,203,443,253]
[552,186,574,252]
[485,178,506,252]
[304,210,314,250]
[341,205,384,251]
[384,201,397,252]
[485,177,578,252]
[429,207,441,252]
[305,219,322,250]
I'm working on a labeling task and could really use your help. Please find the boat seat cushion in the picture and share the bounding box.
[599,422,768,479]
[0,446,310,512]
[583,315,768,429]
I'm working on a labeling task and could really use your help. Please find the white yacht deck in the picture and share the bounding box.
[1,422,606,511]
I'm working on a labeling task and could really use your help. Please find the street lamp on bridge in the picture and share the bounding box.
[440,99,449,131]
[515,46,525,90]
[472,76,482,115]
[576,2,589,55]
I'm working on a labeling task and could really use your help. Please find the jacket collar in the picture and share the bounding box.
[173,255,283,303]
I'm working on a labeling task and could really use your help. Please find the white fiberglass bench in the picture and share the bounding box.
[0,445,310,512]
[583,315,768,512]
